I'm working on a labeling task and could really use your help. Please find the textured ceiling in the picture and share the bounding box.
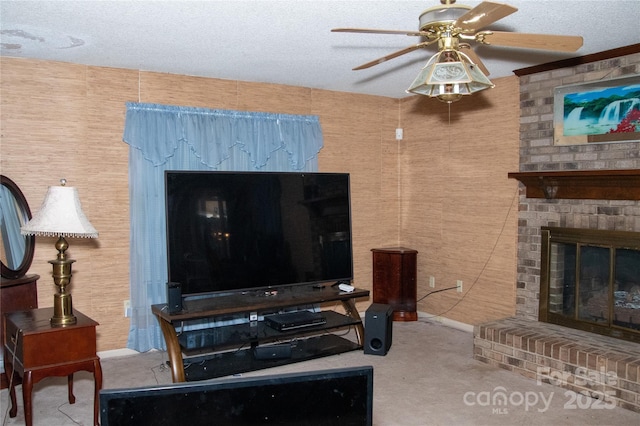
[1,1,639,99]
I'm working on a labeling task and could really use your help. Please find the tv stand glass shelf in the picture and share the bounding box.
[151,284,369,382]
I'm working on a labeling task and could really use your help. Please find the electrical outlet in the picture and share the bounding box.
[124,300,131,317]
[456,280,463,293]
[429,276,435,288]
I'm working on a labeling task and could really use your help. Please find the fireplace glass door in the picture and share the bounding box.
[540,227,640,343]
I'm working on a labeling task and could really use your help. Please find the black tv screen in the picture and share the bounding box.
[165,171,353,296]
[100,366,373,426]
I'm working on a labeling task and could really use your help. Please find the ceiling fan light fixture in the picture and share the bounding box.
[406,49,494,103]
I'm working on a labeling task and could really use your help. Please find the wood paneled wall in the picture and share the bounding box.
[1,56,519,350]
[400,78,520,325]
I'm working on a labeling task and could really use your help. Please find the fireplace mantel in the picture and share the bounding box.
[508,169,640,200]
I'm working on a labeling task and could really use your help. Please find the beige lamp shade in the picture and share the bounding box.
[21,183,98,238]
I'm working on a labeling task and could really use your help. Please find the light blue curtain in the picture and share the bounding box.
[122,102,323,352]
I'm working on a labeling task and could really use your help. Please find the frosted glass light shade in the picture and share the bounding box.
[21,184,98,238]
[406,49,494,103]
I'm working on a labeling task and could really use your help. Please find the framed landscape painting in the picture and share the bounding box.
[554,74,640,145]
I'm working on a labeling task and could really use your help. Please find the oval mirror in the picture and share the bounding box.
[1,175,35,279]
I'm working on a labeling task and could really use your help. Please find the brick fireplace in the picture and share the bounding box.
[473,45,640,412]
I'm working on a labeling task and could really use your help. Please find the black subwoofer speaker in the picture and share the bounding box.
[364,303,393,356]
[167,282,183,313]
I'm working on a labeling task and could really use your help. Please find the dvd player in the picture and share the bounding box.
[264,311,326,331]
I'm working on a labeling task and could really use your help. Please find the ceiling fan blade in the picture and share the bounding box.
[454,1,518,33]
[478,31,583,52]
[352,42,434,70]
[459,44,490,76]
[332,27,424,37]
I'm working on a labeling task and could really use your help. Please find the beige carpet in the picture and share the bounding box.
[2,319,639,425]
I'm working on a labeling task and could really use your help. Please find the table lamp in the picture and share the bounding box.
[21,179,98,326]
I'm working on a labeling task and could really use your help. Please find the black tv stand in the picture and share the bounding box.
[152,284,369,382]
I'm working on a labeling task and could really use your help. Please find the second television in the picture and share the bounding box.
[165,171,353,297]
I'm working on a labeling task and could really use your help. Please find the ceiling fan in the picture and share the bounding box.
[332,0,583,103]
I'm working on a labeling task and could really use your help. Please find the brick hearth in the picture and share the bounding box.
[474,317,640,412]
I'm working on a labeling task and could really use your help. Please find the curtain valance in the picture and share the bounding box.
[123,102,323,170]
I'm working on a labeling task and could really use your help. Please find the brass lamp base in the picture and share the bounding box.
[49,236,78,326]
[51,291,77,326]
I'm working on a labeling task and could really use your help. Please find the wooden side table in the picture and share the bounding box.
[3,307,102,426]
[371,247,418,321]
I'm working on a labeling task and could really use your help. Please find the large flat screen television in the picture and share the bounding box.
[100,366,373,426]
[165,171,353,297]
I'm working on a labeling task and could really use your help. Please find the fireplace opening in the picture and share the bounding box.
[539,227,640,343]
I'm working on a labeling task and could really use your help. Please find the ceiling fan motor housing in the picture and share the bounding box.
[419,3,471,33]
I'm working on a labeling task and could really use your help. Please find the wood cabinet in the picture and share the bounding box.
[0,274,38,389]
[372,247,418,321]
[152,284,369,382]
